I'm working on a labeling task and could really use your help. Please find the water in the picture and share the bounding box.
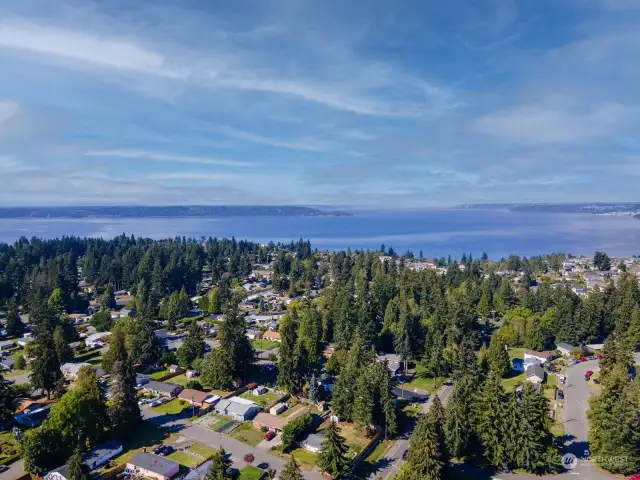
[1,208,640,259]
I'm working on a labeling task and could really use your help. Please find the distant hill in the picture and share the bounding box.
[456,203,640,215]
[0,205,352,219]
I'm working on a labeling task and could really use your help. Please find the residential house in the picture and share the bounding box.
[0,340,14,350]
[377,353,404,376]
[586,343,604,352]
[0,358,14,371]
[184,460,211,480]
[265,320,279,331]
[136,374,152,387]
[262,331,281,342]
[143,381,183,398]
[119,309,134,318]
[16,337,33,347]
[252,386,267,395]
[85,332,111,349]
[169,365,183,375]
[526,364,545,384]
[317,374,335,393]
[302,433,325,453]
[67,313,87,324]
[14,404,50,427]
[44,465,71,480]
[270,403,287,415]
[557,342,577,357]
[62,362,105,380]
[126,453,180,480]
[177,389,218,408]
[186,370,200,378]
[246,328,262,340]
[214,397,260,421]
[253,412,289,433]
[83,439,123,470]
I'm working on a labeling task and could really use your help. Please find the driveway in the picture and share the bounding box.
[0,459,23,480]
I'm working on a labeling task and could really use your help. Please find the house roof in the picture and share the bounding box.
[129,452,179,475]
[145,381,181,394]
[1,358,15,367]
[557,342,576,351]
[178,389,211,404]
[526,364,545,379]
[253,412,289,430]
[184,460,211,480]
[303,433,325,450]
[263,331,280,341]
[227,401,258,417]
[84,439,123,466]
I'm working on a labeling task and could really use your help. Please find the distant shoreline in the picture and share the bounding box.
[0,205,352,219]
[457,202,640,217]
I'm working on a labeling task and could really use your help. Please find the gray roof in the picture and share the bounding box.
[557,342,576,351]
[227,401,257,417]
[84,439,123,466]
[526,363,545,379]
[145,381,181,394]
[303,433,325,450]
[129,452,179,475]
[184,460,212,480]
[1,358,15,367]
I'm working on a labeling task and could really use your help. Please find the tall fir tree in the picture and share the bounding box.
[317,421,350,479]
[444,375,475,460]
[204,448,233,480]
[398,415,445,480]
[278,312,301,393]
[108,328,141,435]
[280,455,304,480]
[67,449,88,480]
[473,371,509,468]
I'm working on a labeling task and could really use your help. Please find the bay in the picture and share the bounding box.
[1,208,640,259]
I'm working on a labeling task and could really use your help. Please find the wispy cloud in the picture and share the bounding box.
[84,150,258,167]
[211,124,335,152]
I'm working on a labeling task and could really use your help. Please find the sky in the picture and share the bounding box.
[1,0,640,207]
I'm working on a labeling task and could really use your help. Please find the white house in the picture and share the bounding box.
[214,397,260,421]
[83,439,123,470]
[526,364,545,384]
[557,342,577,357]
[270,403,287,415]
[302,433,325,453]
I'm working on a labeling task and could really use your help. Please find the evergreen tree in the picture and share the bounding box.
[317,421,350,479]
[205,448,233,480]
[5,303,25,337]
[487,335,511,378]
[53,325,73,364]
[177,319,206,367]
[67,449,88,480]
[219,302,253,380]
[473,372,509,468]
[202,348,234,390]
[48,288,66,315]
[30,314,63,399]
[280,455,304,480]
[278,312,301,393]
[398,415,445,480]
[308,373,319,404]
[352,372,374,428]
[444,375,475,459]
[108,328,141,435]
[99,285,116,311]
[0,373,16,424]
[131,317,159,366]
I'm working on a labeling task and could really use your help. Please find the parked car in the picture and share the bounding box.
[596,353,604,359]
[156,445,174,456]
[402,450,409,460]
[586,370,594,377]
[264,431,276,441]
[579,357,588,362]
[557,390,564,399]
[0,465,8,473]
[627,473,640,480]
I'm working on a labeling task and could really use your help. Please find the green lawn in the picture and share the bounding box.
[150,368,170,379]
[501,371,526,391]
[169,374,193,386]
[74,349,101,362]
[507,347,528,359]
[353,439,392,477]
[272,447,318,471]
[399,364,444,393]
[168,451,201,468]
[231,422,265,447]
[279,404,306,418]
[152,398,189,415]
[238,466,264,480]
[0,430,20,465]
[251,339,279,350]
[5,350,29,375]
[189,443,216,458]
[198,412,231,431]
[240,389,281,407]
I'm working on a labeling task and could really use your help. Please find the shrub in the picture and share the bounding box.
[281,412,314,452]
[14,356,26,370]
[244,453,255,463]
[185,380,203,391]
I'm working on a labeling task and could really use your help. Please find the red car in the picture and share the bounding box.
[596,354,604,359]
[627,474,640,480]
[586,370,594,377]
[264,431,275,441]
[579,357,588,362]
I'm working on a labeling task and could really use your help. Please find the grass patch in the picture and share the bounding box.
[189,442,216,458]
[353,439,392,477]
[168,451,201,468]
[400,364,444,393]
[201,412,231,431]
[231,422,265,447]
[74,349,101,362]
[238,466,264,480]
[507,347,528,360]
[4,349,29,375]
[240,389,281,408]
[272,447,318,471]
[501,371,526,391]
[150,369,170,379]
[168,374,192,386]
[279,404,306,418]
[251,339,279,350]
[152,398,189,415]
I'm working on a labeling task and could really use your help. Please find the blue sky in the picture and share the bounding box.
[1,0,639,207]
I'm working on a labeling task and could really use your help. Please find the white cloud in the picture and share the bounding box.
[212,124,335,152]
[0,19,188,79]
[84,149,258,167]
[472,104,629,144]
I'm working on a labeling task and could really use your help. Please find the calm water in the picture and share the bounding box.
[1,209,640,259]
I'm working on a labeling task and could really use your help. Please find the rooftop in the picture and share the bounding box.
[128,452,179,475]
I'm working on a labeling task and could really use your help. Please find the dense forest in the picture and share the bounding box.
[0,235,638,478]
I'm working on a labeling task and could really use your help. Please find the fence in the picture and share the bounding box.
[348,429,382,472]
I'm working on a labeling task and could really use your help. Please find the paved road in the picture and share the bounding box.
[374,384,453,480]
[0,459,23,480]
